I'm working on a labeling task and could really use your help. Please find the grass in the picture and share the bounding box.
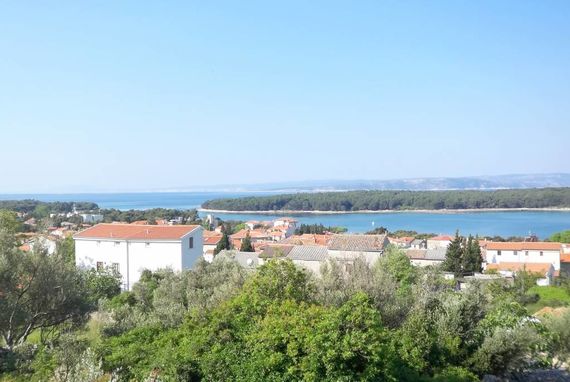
[525,285,570,313]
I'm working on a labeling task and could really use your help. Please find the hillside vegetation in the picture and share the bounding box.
[202,187,570,212]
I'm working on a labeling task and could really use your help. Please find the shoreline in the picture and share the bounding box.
[198,207,570,215]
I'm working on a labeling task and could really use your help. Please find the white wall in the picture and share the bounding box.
[485,249,560,270]
[427,240,450,250]
[328,250,383,266]
[409,259,443,267]
[291,259,322,275]
[181,228,203,270]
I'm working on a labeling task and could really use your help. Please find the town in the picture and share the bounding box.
[9,201,569,291]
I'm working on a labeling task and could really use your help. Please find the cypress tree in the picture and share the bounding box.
[240,232,254,252]
[443,230,464,277]
[214,231,231,255]
[463,235,482,273]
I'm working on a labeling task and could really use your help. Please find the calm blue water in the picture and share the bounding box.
[1,192,569,239]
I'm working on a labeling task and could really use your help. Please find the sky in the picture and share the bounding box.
[0,1,569,193]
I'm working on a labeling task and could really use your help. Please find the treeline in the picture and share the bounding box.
[101,208,200,224]
[0,199,98,214]
[295,223,347,234]
[202,187,570,211]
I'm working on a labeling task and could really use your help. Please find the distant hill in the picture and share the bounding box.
[243,173,570,192]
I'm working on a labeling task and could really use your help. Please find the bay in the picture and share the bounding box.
[1,192,569,239]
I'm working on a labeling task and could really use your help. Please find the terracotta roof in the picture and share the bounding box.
[486,262,553,274]
[204,236,222,245]
[203,231,223,245]
[429,235,453,241]
[406,248,446,260]
[231,229,271,240]
[74,223,199,240]
[327,234,388,252]
[280,234,332,246]
[486,242,562,251]
[259,244,294,258]
[406,249,427,259]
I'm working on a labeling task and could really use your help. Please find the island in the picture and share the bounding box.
[201,187,570,212]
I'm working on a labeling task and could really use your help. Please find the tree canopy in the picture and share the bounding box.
[202,187,570,211]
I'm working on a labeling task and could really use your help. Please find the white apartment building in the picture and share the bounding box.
[74,223,203,290]
[484,241,562,271]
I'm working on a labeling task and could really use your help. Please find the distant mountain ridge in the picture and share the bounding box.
[194,173,570,193]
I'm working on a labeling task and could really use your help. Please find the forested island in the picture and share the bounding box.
[202,188,570,212]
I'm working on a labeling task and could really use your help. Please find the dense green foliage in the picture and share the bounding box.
[202,187,570,211]
[295,223,347,234]
[0,200,98,215]
[101,208,200,224]
[548,230,570,243]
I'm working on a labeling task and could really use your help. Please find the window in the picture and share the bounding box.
[525,251,529,256]
[112,263,120,272]
[96,261,104,271]
[540,251,544,257]
[96,241,101,247]
[514,250,518,256]
[189,237,194,249]
[114,241,121,246]
[497,250,501,256]
[145,242,150,248]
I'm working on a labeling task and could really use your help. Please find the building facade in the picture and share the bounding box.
[74,224,203,290]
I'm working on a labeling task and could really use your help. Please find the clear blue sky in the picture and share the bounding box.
[1,1,569,193]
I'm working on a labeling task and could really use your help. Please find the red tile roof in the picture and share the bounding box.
[486,262,553,274]
[429,235,453,241]
[74,223,199,240]
[203,231,223,245]
[485,242,562,251]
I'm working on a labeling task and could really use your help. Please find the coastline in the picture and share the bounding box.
[198,207,570,215]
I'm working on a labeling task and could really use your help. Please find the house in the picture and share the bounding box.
[273,217,298,237]
[486,262,555,286]
[216,250,262,270]
[405,248,446,267]
[483,241,562,271]
[287,245,329,274]
[230,229,272,251]
[80,213,104,224]
[388,236,414,248]
[427,235,453,250]
[203,231,223,262]
[410,239,427,249]
[327,234,389,265]
[20,235,58,255]
[74,223,203,290]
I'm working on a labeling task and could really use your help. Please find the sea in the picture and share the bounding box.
[1,192,570,239]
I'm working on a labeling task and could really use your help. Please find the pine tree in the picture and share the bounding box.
[442,230,464,277]
[240,232,254,252]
